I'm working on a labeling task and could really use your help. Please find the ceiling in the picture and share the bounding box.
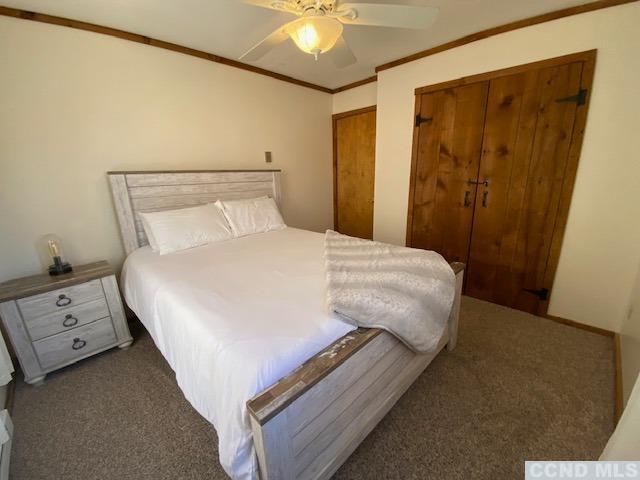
[2,0,600,89]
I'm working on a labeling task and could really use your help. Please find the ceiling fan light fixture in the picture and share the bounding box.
[285,16,343,59]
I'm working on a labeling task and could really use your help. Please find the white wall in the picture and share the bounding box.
[601,370,640,459]
[1,5,639,336]
[0,16,333,281]
[370,3,640,332]
[621,263,640,406]
[332,82,377,114]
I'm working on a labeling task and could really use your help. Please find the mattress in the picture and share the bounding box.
[121,227,355,480]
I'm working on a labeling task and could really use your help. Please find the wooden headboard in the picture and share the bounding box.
[107,169,282,255]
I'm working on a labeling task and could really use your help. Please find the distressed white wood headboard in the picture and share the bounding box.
[107,170,282,255]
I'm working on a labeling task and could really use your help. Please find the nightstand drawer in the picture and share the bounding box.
[33,317,117,370]
[17,279,104,320]
[24,298,111,341]
[0,261,132,384]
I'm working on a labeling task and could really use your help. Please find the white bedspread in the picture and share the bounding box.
[121,228,355,480]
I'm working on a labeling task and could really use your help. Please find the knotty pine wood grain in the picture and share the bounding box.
[539,51,597,315]
[333,108,376,239]
[465,62,583,314]
[408,82,488,264]
[407,51,595,316]
[413,50,597,96]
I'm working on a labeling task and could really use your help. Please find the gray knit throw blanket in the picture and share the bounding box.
[324,230,455,353]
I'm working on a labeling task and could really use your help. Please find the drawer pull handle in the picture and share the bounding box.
[72,338,86,350]
[63,314,78,328]
[56,294,72,307]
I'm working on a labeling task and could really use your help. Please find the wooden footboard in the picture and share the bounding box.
[247,262,464,480]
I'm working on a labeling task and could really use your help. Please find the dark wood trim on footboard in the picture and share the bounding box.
[247,261,465,425]
[248,262,465,480]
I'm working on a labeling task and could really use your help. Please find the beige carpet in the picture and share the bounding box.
[9,297,615,479]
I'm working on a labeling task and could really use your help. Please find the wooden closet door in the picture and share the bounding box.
[333,108,376,239]
[466,61,584,314]
[408,82,488,262]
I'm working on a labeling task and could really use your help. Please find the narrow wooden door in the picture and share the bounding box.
[333,108,376,239]
[465,61,585,314]
[408,82,489,262]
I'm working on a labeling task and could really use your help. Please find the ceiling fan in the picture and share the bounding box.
[239,0,439,68]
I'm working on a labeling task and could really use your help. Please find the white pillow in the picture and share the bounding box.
[140,215,161,252]
[139,203,233,255]
[216,196,286,237]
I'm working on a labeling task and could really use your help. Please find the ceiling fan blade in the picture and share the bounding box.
[239,0,299,14]
[330,36,357,68]
[239,25,290,62]
[334,3,439,29]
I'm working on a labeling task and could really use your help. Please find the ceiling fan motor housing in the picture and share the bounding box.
[241,0,439,67]
[285,16,344,57]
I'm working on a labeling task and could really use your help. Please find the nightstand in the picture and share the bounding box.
[0,261,132,384]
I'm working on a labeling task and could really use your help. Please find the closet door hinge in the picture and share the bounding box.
[555,89,588,106]
[415,114,433,127]
[523,287,549,301]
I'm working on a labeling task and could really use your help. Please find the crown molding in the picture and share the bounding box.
[331,0,637,92]
[0,6,333,94]
[3,1,637,95]
[331,76,377,94]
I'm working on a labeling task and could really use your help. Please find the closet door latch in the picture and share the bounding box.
[523,287,549,301]
[467,178,489,187]
[415,115,433,127]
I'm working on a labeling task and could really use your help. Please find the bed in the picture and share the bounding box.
[108,169,464,480]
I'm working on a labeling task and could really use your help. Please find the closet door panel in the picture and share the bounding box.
[466,62,583,313]
[465,69,541,304]
[410,82,488,263]
[516,62,583,313]
[334,110,376,239]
